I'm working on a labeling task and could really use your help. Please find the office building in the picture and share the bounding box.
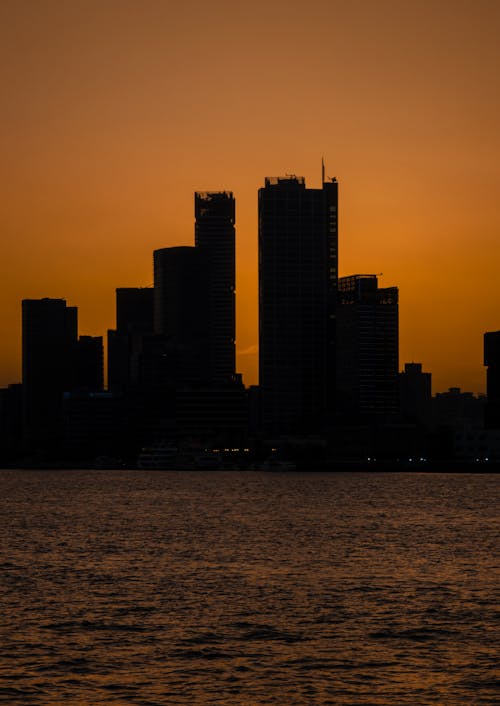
[0,383,23,464]
[336,275,399,420]
[399,362,431,426]
[116,287,154,334]
[22,298,78,451]
[62,390,121,462]
[195,191,236,385]
[153,246,210,387]
[258,174,338,435]
[484,331,500,428]
[108,288,154,394]
[76,336,103,392]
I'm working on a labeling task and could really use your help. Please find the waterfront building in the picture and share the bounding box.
[258,174,338,435]
[0,383,23,464]
[153,246,210,387]
[62,390,121,462]
[76,336,104,392]
[195,191,236,386]
[399,362,432,426]
[116,287,154,334]
[336,275,399,420]
[432,387,485,429]
[484,330,500,429]
[22,298,78,452]
[108,288,155,394]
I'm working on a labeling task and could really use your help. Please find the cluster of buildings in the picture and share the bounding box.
[1,173,500,468]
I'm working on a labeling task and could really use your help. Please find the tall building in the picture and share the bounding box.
[108,288,154,394]
[336,275,399,420]
[116,287,154,334]
[76,336,104,392]
[258,174,338,436]
[153,246,210,387]
[22,298,78,451]
[484,331,500,428]
[399,362,432,426]
[0,383,23,464]
[195,191,236,386]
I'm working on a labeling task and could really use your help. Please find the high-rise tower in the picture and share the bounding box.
[258,174,338,435]
[195,191,236,386]
[107,287,154,394]
[153,246,210,387]
[484,331,500,428]
[22,298,78,450]
[336,275,399,420]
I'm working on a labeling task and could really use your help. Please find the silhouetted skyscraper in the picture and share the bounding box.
[108,288,154,394]
[336,275,399,419]
[195,191,236,386]
[116,287,154,334]
[399,362,431,426]
[0,383,23,463]
[153,246,210,387]
[22,298,78,451]
[484,331,500,428]
[258,174,338,435]
[76,336,104,392]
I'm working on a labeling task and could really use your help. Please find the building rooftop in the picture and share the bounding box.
[264,175,306,187]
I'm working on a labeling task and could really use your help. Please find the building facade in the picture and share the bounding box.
[153,246,210,387]
[22,298,78,452]
[399,362,432,426]
[336,275,399,420]
[484,331,500,428]
[258,174,338,436]
[195,191,236,386]
[108,287,154,395]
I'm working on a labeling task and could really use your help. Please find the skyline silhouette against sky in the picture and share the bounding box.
[1,0,500,393]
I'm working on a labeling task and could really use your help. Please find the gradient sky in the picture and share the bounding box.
[1,0,499,392]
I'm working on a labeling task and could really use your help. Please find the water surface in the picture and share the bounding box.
[0,471,498,704]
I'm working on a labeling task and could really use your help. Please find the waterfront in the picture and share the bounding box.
[0,471,498,704]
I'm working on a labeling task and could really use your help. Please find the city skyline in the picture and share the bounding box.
[1,1,500,393]
[3,172,497,397]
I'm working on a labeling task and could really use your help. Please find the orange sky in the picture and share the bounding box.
[1,0,499,393]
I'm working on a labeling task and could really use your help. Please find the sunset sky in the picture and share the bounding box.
[1,0,499,393]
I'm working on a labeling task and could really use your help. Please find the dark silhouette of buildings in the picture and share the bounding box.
[152,238,245,446]
[258,174,338,436]
[432,387,485,429]
[430,386,490,461]
[153,246,210,387]
[0,383,23,463]
[400,362,432,426]
[21,298,108,461]
[22,298,78,452]
[195,191,236,386]
[336,275,399,420]
[108,287,154,395]
[484,331,500,429]
[104,192,244,457]
[116,286,154,334]
[76,336,104,392]
[8,176,499,467]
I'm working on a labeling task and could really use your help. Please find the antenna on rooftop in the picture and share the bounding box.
[321,157,325,184]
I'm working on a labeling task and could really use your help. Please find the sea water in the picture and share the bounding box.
[0,470,498,704]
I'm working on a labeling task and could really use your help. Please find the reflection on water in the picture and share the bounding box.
[0,471,498,704]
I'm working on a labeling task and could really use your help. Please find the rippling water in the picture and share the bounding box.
[0,470,498,704]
